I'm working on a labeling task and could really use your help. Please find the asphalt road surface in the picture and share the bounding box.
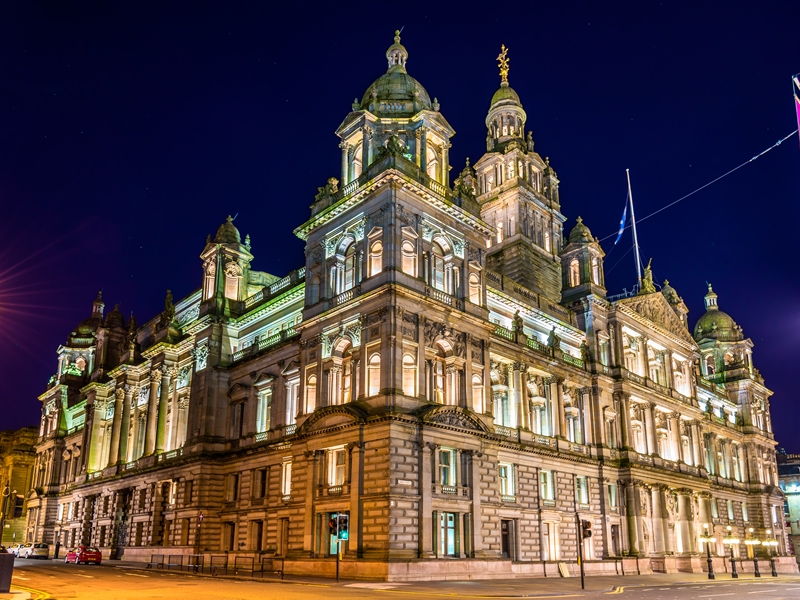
[5,559,800,599]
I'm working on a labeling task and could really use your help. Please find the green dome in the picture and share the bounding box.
[567,217,593,244]
[214,215,241,244]
[361,71,432,114]
[693,284,743,341]
[490,82,521,107]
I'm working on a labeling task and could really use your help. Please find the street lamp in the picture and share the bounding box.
[763,529,779,578]
[744,527,760,578]
[722,525,740,579]
[699,523,716,580]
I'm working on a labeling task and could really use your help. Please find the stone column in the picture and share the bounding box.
[145,369,161,456]
[690,421,703,467]
[512,363,528,430]
[651,485,667,554]
[120,385,134,463]
[668,412,681,462]
[625,480,642,555]
[639,337,649,376]
[107,388,125,467]
[664,351,674,388]
[644,402,657,456]
[419,443,434,557]
[617,392,632,449]
[737,444,748,483]
[348,442,363,558]
[469,450,484,556]
[361,126,371,169]
[442,141,451,186]
[676,489,695,554]
[419,127,427,173]
[706,432,718,475]
[339,141,350,186]
[155,367,172,453]
[581,387,593,445]
[553,378,566,438]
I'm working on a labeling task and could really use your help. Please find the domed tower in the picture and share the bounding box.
[200,215,254,315]
[474,45,565,302]
[560,217,606,303]
[334,31,455,189]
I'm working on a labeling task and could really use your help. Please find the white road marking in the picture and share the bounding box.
[124,573,149,578]
[345,583,409,589]
[75,574,94,578]
[698,595,735,598]
[12,576,30,580]
[749,591,776,594]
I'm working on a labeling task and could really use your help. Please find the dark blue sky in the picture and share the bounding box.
[1,2,798,449]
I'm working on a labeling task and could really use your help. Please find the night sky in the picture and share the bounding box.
[1,2,798,449]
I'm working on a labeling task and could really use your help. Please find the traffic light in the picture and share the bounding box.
[337,513,349,540]
[581,519,592,539]
[329,514,338,537]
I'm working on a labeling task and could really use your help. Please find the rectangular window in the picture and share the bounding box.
[439,448,456,486]
[771,504,778,524]
[256,389,272,434]
[438,512,457,557]
[183,480,193,505]
[727,499,734,521]
[607,483,618,510]
[252,468,267,499]
[499,463,515,498]
[575,476,589,505]
[742,502,748,522]
[541,522,558,560]
[540,470,554,501]
[57,504,64,522]
[711,498,719,518]
[327,448,347,486]
[226,473,240,502]
[281,459,292,497]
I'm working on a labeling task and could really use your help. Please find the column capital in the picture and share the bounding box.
[115,388,125,401]
[150,369,163,383]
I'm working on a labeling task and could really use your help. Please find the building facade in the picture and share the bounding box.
[25,35,795,580]
[0,427,37,545]
[778,452,800,558]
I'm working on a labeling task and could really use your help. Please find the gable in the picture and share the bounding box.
[296,404,366,435]
[618,293,695,347]
[420,405,491,433]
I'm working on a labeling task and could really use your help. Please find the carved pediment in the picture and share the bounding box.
[420,405,491,433]
[618,293,695,346]
[227,382,250,401]
[296,404,366,435]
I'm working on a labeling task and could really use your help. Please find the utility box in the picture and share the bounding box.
[0,553,13,593]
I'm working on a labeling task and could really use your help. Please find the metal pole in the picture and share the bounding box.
[770,545,777,577]
[576,514,585,590]
[625,169,642,287]
[0,484,9,545]
[730,546,738,578]
[753,552,761,577]
[706,539,715,579]
[336,539,340,582]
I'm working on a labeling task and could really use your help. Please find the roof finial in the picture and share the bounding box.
[394,29,401,44]
[497,44,510,85]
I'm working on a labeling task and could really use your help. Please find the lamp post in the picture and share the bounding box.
[722,525,740,579]
[699,523,716,580]
[744,527,760,578]
[763,529,779,577]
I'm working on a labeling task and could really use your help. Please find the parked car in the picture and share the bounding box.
[19,543,49,559]
[16,543,32,558]
[7,544,22,557]
[64,546,102,565]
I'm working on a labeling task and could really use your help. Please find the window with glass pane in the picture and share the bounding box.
[368,353,380,396]
[343,244,356,291]
[742,502,748,522]
[328,448,346,486]
[439,512,456,556]
[401,241,417,276]
[341,348,352,403]
[540,470,553,500]
[256,389,272,433]
[281,460,292,496]
[369,241,382,277]
[434,354,446,403]
[432,244,445,291]
[575,476,589,504]
[499,463,514,497]
[402,353,417,396]
[711,498,719,518]
[439,449,455,486]
[607,483,617,508]
[727,499,734,520]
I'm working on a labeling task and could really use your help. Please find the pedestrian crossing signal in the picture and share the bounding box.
[337,514,349,540]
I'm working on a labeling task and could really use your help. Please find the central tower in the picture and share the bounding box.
[474,46,565,301]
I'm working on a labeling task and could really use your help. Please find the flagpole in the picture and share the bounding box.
[626,169,643,287]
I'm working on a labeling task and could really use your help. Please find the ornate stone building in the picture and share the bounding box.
[25,34,795,579]
[0,427,37,545]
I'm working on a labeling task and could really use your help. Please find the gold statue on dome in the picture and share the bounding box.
[639,258,657,294]
[497,44,509,83]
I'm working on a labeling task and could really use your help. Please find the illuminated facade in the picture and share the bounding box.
[0,428,37,545]
[25,34,795,580]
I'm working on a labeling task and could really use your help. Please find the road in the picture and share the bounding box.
[3,558,800,599]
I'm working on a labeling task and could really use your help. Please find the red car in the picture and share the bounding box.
[64,546,102,565]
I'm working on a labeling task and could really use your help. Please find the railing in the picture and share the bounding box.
[494,325,514,341]
[501,495,517,503]
[231,328,298,363]
[242,267,306,309]
[432,484,470,497]
[326,285,361,309]
[285,424,296,435]
[559,351,585,369]
[493,425,520,441]
[426,287,464,310]
[527,337,551,357]
[535,435,557,448]
[325,485,345,496]
[254,432,268,442]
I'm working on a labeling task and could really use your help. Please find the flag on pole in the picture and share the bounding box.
[794,74,800,146]
[614,199,628,245]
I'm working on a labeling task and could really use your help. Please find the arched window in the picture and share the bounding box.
[705,354,716,375]
[343,243,357,292]
[310,275,320,305]
[305,375,317,413]
[352,144,363,179]
[544,230,551,252]
[369,240,383,277]
[402,353,417,396]
[224,262,241,300]
[432,243,446,292]
[469,273,481,305]
[591,257,600,285]
[203,261,216,300]
[472,374,484,413]
[569,259,580,287]
[368,353,381,397]
[401,240,417,277]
